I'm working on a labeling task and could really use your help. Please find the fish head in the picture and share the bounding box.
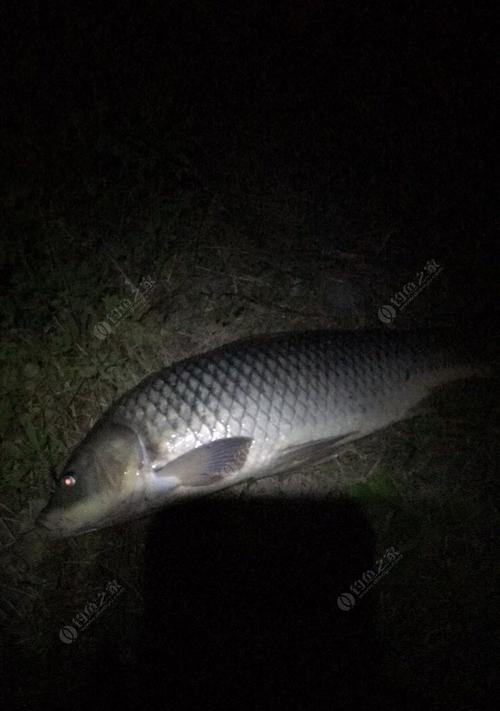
[37,422,145,538]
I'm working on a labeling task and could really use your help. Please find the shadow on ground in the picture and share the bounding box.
[85,496,391,709]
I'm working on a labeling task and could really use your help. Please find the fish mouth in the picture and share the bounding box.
[36,512,69,538]
[37,518,98,539]
[36,508,93,539]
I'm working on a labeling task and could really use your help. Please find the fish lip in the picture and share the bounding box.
[35,509,52,530]
[35,509,77,539]
[35,519,92,539]
[35,520,62,539]
[36,505,105,538]
[35,512,65,538]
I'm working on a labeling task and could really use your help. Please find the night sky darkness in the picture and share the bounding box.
[1,2,497,710]
[3,2,496,273]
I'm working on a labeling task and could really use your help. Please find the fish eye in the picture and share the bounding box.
[61,471,77,487]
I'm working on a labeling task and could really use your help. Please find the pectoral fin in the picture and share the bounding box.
[155,437,253,487]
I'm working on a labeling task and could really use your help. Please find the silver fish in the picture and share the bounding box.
[37,328,492,537]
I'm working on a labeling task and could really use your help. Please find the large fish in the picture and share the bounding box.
[37,328,493,537]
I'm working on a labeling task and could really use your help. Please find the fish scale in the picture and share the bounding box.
[110,329,484,477]
[37,327,492,537]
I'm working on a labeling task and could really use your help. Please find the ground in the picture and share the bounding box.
[1,69,498,709]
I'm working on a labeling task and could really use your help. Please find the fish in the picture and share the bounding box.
[37,327,493,537]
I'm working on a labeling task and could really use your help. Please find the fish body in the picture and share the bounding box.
[37,328,492,537]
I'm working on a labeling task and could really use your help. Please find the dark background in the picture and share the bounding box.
[1,2,497,710]
[3,2,497,268]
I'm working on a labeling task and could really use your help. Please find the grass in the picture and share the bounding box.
[1,108,497,710]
